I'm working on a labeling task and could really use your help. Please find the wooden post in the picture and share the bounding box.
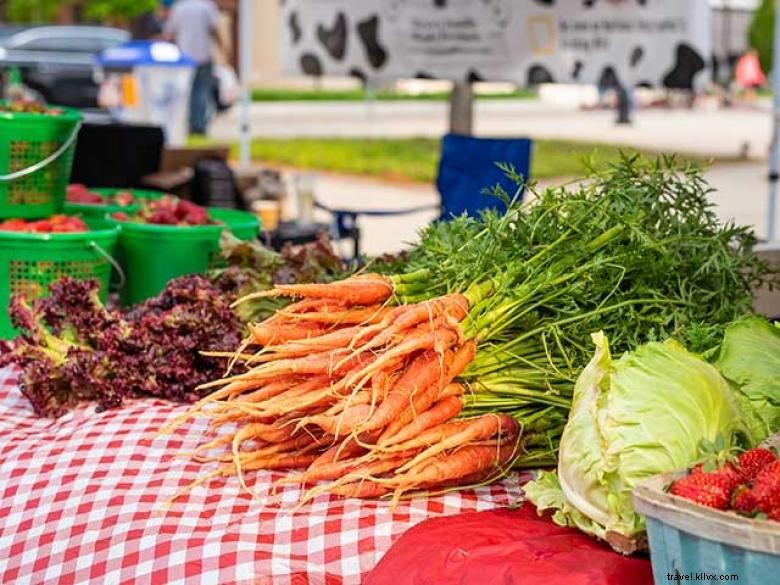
[449,82,474,135]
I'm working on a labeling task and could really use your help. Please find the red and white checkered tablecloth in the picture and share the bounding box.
[0,367,530,585]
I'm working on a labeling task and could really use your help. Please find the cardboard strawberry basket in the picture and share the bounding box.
[633,434,780,584]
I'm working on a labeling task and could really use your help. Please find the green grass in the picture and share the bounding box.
[234,137,705,182]
[251,87,536,102]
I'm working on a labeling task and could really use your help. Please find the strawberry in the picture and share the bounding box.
[731,485,757,515]
[752,461,780,514]
[738,448,777,480]
[669,473,732,510]
[768,508,780,522]
[690,461,741,490]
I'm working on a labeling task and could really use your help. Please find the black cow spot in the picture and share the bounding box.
[317,12,348,60]
[467,69,484,83]
[349,68,367,84]
[415,71,436,79]
[662,43,705,90]
[300,53,323,76]
[636,81,652,89]
[597,66,620,89]
[357,15,388,69]
[533,0,555,5]
[434,0,447,7]
[630,47,644,68]
[571,60,583,80]
[527,65,554,85]
[289,11,301,44]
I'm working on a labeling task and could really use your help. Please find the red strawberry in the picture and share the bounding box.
[738,448,777,480]
[752,461,780,514]
[690,462,741,490]
[768,508,780,522]
[669,473,732,510]
[731,485,757,515]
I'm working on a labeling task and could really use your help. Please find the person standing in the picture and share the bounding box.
[163,0,223,135]
[734,48,766,105]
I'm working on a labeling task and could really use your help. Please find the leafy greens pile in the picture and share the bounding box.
[391,156,775,466]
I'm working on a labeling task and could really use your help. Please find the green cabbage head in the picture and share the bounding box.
[524,332,744,544]
[715,316,780,442]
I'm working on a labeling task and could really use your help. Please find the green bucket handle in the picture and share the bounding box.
[0,121,82,182]
[89,240,126,290]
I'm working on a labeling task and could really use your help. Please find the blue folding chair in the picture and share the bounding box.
[315,134,533,258]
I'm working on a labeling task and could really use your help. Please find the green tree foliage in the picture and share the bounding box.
[7,0,60,22]
[82,0,158,22]
[748,0,775,74]
[6,0,157,23]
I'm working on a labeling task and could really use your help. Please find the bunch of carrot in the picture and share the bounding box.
[161,273,519,505]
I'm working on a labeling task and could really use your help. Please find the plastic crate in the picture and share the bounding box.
[0,217,120,338]
[633,435,780,584]
[0,106,82,219]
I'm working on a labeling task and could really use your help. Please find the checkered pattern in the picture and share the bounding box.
[0,367,530,584]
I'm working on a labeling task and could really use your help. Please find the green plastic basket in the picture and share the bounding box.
[0,106,83,219]
[0,217,120,339]
[63,188,164,218]
[108,207,259,305]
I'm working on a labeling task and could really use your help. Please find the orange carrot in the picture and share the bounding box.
[380,419,473,452]
[278,455,366,487]
[328,480,390,499]
[241,452,319,471]
[354,294,468,348]
[373,343,470,444]
[397,414,519,473]
[233,350,366,382]
[282,305,393,325]
[356,348,452,433]
[242,274,394,305]
[380,395,464,447]
[308,429,381,469]
[238,379,297,403]
[446,341,476,379]
[388,442,517,506]
[301,404,372,437]
[372,342,472,438]
[283,298,347,314]
[249,321,325,346]
[374,373,454,445]
[278,325,378,349]
[344,328,459,391]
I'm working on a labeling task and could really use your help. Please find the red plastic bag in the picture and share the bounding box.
[364,505,653,585]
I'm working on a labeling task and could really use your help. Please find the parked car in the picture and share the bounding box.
[0,25,130,108]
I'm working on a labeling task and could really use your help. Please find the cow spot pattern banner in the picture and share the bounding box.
[280,0,711,90]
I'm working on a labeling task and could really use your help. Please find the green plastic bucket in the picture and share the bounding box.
[63,188,164,218]
[208,208,261,240]
[108,207,259,305]
[0,217,120,339]
[0,106,83,219]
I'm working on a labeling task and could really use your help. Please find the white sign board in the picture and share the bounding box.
[280,0,711,89]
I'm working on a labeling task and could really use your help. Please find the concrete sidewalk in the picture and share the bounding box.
[212,99,771,161]
[308,161,774,257]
